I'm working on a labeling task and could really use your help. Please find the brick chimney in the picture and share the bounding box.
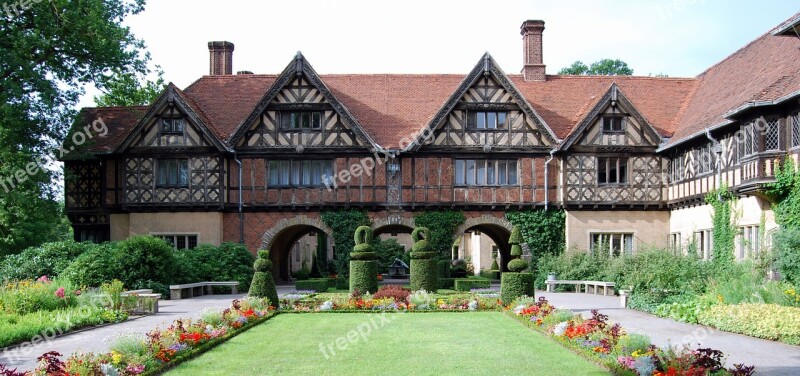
[520,20,546,81]
[208,41,234,75]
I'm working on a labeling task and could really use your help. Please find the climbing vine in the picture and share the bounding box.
[505,209,566,269]
[413,211,465,257]
[320,209,371,277]
[704,186,737,267]
[766,159,800,228]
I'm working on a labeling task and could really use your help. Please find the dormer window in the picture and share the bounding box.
[602,116,625,133]
[468,111,507,129]
[280,112,322,130]
[161,118,184,134]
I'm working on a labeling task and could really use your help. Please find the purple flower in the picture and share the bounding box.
[169,343,188,352]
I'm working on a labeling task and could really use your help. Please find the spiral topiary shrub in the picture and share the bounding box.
[501,272,535,304]
[249,249,279,308]
[350,226,378,293]
[501,226,533,303]
[409,227,438,292]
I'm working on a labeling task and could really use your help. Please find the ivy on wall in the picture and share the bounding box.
[505,210,566,269]
[704,186,737,267]
[320,210,371,277]
[413,211,466,257]
[767,160,800,228]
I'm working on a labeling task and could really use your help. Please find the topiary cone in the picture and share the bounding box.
[249,249,279,308]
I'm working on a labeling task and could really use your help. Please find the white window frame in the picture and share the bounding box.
[590,232,634,257]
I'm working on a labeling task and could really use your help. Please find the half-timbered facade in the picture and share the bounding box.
[64,15,800,277]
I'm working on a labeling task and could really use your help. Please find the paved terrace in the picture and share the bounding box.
[3,288,798,374]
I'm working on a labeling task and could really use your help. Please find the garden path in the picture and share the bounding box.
[539,291,800,376]
[2,294,246,372]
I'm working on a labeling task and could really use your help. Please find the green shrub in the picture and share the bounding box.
[248,250,278,308]
[410,258,438,292]
[335,276,349,290]
[501,272,534,304]
[774,227,800,285]
[295,278,330,292]
[0,241,93,282]
[507,258,528,272]
[350,260,378,293]
[174,242,254,290]
[293,266,311,280]
[437,259,450,278]
[478,270,500,280]
[115,236,177,289]
[62,243,123,288]
[438,277,455,289]
[697,303,800,345]
[454,277,490,291]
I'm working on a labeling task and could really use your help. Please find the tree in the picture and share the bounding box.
[559,59,634,76]
[0,0,148,255]
[94,68,166,107]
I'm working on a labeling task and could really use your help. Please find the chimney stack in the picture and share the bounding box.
[208,41,234,75]
[520,20,546,81]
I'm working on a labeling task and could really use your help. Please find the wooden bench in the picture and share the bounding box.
[121,289,161,314]
[545,280,616,296]
[169,281,239,300]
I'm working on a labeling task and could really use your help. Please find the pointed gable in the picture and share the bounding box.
[115,83,229,153]
[230,53,380,151]
[407,53,558,152]
[560,84,664,152]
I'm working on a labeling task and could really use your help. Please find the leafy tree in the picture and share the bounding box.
[559,59,634,76]
[558,61,589,75]
[94,68,166,107]
[0,0,148,255]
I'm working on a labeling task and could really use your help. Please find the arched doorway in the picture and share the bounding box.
[453,216,514,274]
[261,216,333,283]
[373,217,415,277]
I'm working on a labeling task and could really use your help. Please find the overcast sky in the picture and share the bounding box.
[81,0,800,107]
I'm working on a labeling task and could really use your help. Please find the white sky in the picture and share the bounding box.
[80,0,800,107]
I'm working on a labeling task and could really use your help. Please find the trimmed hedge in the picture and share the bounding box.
[437,260,450,278]
[454,277,491,292]
[295,278,331,293]
[350,260,378,293]
[438,277,456,290]
[410,258,438,292]
[501,272,535,304]
[335,276,349,290]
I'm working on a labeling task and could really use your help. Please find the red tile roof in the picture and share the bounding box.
[71,106,147,155]
[669,25,800,145]
[82,14,800,153]
[322,74,466,148]
[510,75,696,139]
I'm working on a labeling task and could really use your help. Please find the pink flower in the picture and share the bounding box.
[55,287,66,299]
[75,290,81,296]
[37,276,49,283]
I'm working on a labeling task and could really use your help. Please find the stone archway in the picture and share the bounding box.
[372,215,416,236]
[260,215,334,282]
[454,215,515,273]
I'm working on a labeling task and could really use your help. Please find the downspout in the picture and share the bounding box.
[544,148,557,210]
[705,129,722,201]
[234,154,244,244]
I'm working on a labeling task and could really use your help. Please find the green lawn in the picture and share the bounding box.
[167,312,608,376]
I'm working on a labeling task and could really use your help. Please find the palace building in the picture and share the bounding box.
[64,15,800,280]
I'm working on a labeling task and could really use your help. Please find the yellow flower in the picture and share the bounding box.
[717,294,724,303]
[111,351,122,364]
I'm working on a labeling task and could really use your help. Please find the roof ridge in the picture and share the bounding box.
[695,28,775,79]
[80,105,149,110]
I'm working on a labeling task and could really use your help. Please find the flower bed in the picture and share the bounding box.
[0,298,276,376]
[0,277,128,349]
[696,303,800,345]
[279,287,503,312]
[508,297,756,376]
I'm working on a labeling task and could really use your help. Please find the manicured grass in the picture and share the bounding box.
[167,312,608,375]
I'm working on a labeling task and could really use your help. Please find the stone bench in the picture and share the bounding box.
[121,289,161,314]
[545,280,616,295]
[169,281,239,300]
